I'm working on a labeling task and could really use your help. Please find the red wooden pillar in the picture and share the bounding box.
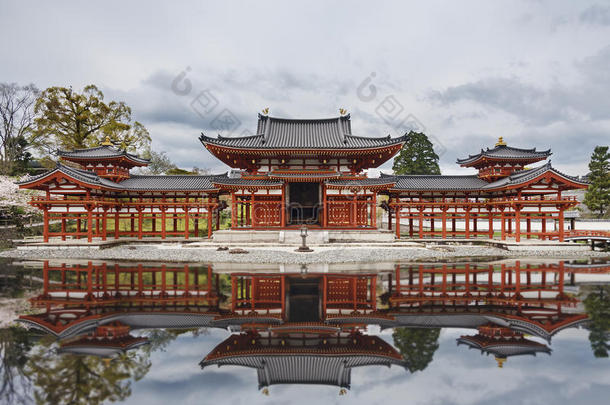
[395,206,401,239]
[152,213,157,234]
[184,206,189,239]
[231,193,237,228]
[161,208,167,239]
[352,193,358,227]
[251,191,257,229]
[418,209,424,238]
[500,211,506,240]
[101,210,107,241]
[541,214,547,240]
[388,197,393,231]
[472,213,477,236]
[114,210,120,239]
[488,211,494,239]
[558,206,565,242]
[207,207,213,239]
[282,185,287,227]
[464,209,470,239]
[87,208,93,242]
[137,209,143,240]
[515,207,521,242]
[441,208,447,239]
[43,206,49,242]
[173,198,178,234]
[409,218,414,237]
[371,193,377,228]
[61,215,66,241]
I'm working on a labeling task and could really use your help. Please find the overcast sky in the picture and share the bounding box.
[1,0,609,176]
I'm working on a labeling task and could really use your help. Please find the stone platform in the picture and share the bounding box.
[211,229,396,244]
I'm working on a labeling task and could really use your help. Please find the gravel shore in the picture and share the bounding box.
[1,244,608,264]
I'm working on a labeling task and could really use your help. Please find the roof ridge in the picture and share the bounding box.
[391,174,479,178]
[265,115,348,122]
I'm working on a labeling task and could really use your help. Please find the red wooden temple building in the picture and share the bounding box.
[17,112,588,242]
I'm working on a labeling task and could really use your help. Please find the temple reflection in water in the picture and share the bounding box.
[15,259,610,392]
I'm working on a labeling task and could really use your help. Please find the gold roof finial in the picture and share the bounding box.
[261,107,269,115]
[101,136,113,146]
[261,388,269,396]
[495,136,506,147]
[339,388,347,395]
[495,357,506,368]
[339,108,347,116]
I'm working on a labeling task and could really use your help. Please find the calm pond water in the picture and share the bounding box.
[1,259,609,405]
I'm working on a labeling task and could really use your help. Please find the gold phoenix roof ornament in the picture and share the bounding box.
[261,107,270,115]
[101,136,113,146]
[339,108,347,116]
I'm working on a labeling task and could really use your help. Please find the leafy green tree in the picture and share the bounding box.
[392,327,441,372]
[25,337,151,405]
[584,146,610,218]
[30,85,150,155]
[583,286,610,358]
[392,132,441,175]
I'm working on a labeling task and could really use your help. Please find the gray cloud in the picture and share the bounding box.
[1,0,608,176]
[580,4,610,26]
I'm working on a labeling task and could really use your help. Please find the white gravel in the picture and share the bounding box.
[1,245,607,264]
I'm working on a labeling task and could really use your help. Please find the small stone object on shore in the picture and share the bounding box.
[217,246,229,251]
[228,248,249,254]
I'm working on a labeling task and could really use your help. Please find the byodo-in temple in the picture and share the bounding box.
[16,260,609,391]
[17,112,589,242]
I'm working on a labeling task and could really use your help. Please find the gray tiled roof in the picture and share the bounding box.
[200,114,408,149]
[383,173,488,191]
[58,145,149,165]
[211,177,283,187]
[457,144,551,165]
[17,163,124,189]
[326,177,398,187]
[268,170,341,179]
[383,163,588,192]
[119,174,223,191]
[17,164,224,191]
[483,162,588,189]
